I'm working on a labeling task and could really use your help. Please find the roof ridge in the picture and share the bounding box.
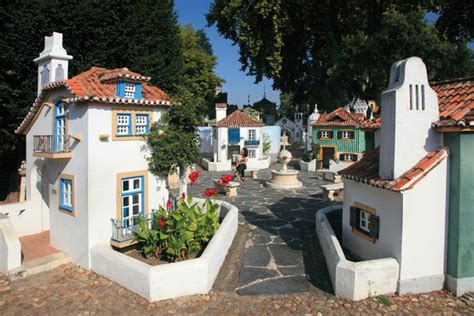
[430,77,474,86]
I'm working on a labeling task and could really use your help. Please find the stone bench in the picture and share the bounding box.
[244,169,258,179]
[322,182,344,201]
[225,181,240,197]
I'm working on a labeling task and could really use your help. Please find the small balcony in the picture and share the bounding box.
[244,139,260,147]
[33,135,72,159]
[110,211,155,249]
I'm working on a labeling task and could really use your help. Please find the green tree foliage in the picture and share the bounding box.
[179,24,224,117]
[146,90,204,183]
[207,1,474,109]
[0,0,183,167]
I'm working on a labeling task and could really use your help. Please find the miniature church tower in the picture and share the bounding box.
[379,57,441,179]
[34,32,73,95]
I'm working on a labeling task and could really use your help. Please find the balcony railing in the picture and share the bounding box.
[244,139,260,146]
[33,135,71,155]
[111,211,157,245]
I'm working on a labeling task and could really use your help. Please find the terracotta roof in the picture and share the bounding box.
[215,103,227,109]
[311,107,365,127]
[340,147,448,192]
[214,110,264,127]
[16,67,171,134]
[360,78,474,131]
[360,116,382,130]
[431,78,474,128]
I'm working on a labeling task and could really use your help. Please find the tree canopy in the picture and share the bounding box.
[207,1,474,109]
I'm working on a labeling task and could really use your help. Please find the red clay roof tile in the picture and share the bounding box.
[214,110,264,128]
[311,107,365,127]
[339,147,448,192]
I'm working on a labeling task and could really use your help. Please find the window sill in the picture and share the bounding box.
[112,135,148,141]
[352,227,376,244]
[59,207,75,217]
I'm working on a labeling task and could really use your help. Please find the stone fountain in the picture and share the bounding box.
[266,132,303,189]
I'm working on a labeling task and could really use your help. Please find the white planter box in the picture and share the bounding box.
[90,199,238,301]
[299,159,316,172]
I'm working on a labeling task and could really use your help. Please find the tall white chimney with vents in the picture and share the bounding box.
[34,32,73,95]
[379,57,441,180]
[215,103,227,122]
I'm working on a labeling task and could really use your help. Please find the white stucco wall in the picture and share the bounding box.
[342,179,403,261]
[86,105,169,266]
[214,126,265,165]
[0,216,22,274]
[398,158,448,294]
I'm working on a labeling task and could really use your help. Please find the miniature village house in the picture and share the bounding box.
[203,103,270,171]
[274,113,305,144]
[13,32,171,268]
[311,106,367,169]
[340,57,474,296]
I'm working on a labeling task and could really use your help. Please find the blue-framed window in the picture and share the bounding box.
[228,128,240,144]
[54,102,67,152]
[121,176,144,226]
[116,113,132,136]
[59,177,73,212]
[135,114,149,135]
[116,81,142,99]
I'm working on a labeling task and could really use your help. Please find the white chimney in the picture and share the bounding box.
[215,103,227,122]
[379,57,441,180]
[34,32,73,95]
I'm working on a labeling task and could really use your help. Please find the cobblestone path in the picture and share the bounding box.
[188,166,335,296]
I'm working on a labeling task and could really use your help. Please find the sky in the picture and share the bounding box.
[174,0,280,107]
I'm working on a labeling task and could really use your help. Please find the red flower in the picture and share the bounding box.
[204,188,217,197]
[188,170,200,185]
[158,217,166,228]
[166,200,172,209]
[217,174,233,186]
[180,192,186,200]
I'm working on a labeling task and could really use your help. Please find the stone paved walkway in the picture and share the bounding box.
[188,164,335,296]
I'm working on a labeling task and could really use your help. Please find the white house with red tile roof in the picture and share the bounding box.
[12,32,171,268]
[339,57,450,295]
[338,57,474,297]
[202,104,271,171]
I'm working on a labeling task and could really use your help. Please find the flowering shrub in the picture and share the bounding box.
[216,174,233,186]
[204,188,217,197]
[133,192,220,262]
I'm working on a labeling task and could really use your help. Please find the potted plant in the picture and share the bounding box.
[213,174,234,194]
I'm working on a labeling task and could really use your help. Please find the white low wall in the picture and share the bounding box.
[299,159,316,172]
[315,205,399,301]
[91,199,238,301]
[0,201,44,237]
[201,158,232,172]
[247,156,271,170]
[0,215,22,275]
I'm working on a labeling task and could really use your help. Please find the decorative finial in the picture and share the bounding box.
[263,85,266,98]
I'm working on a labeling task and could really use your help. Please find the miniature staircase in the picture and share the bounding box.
[9,252,70,280]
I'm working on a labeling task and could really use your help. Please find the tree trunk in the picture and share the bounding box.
[178,166,187,196]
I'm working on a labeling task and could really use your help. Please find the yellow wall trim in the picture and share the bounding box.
[111,108,152,141]
[58,173,76,217]
[115,170,149,220]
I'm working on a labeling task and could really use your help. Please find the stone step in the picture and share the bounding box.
[9,252,70,280]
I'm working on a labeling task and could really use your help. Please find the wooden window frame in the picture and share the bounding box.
[350,202,379,243]
[318,129,333,140]
[339,153,358,162]
[58,173,75,217]
[338,129,355,141]
[112,108,152,141]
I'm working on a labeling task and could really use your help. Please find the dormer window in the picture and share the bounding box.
[124,83,136,98]
[116,81,142,99]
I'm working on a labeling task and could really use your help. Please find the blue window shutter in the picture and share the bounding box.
[60,179,64,206]
[116,81,125,97]
[228,128,240,143]
[135,83,142,99]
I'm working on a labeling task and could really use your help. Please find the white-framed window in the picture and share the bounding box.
[124,83,136,98]
[135,114,149,135]
[248,149,256,158]
[321,131,330,138]
[121,176,143,226]
[342,131,351,139]
[344,154,352,161]
[117,113,131,136]
[248,129,256,141]
[359,210,371,233]
[59,177,73,213]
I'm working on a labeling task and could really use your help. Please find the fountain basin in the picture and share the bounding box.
[266,169,303,189]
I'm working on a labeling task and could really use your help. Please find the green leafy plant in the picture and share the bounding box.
[376,295,392,307]
[133,192,220,262]
[262,133,272,157]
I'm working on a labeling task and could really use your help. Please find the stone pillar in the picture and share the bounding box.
[18,161,26,202]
